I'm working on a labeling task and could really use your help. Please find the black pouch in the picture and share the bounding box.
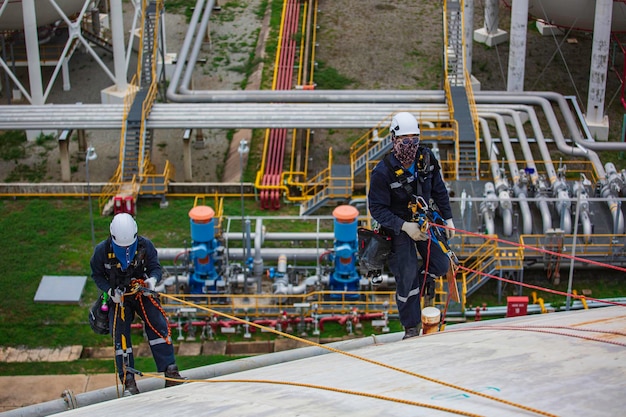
[357,227,392,277]
[88,293,110,335]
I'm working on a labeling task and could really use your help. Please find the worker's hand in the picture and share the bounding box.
[108,288,123,304]
[445,219,455,240]
[145,277,157,291]
[402,222,428,241]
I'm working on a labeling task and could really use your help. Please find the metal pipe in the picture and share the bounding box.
[480,182,497,235]
[158,247,321,262]
[481,111,553,233]
[483,105,572,233]
[480,116,533,234]
[478,117,514,236]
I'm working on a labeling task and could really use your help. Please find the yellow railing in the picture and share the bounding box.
[443,77,454,118]
[520,233,626,258]
[464,69,480,173]
[191,194,226,235]
[160,290,398,319]
[300,147,333,199]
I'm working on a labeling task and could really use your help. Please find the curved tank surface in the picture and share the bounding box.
[0,0,86,31]
[504,0,626,33]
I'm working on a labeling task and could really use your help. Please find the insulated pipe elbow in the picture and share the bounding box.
[538,199,552,233]
[608,199,625,234]
[498,190,514,237]
[501,208,513,237]
[518,199,533,235]
[560,206,572,234]
[580,211,593,243]
[482,210,496,235]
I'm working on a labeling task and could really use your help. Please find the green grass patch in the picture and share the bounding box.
[0,355,249,376]
[313,61,355,89]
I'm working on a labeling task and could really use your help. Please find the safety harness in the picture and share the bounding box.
[382,147,432,202]
[104,237,147,289]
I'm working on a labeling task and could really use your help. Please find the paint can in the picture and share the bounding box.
[421,306,441,335]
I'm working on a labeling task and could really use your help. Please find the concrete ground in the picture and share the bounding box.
[0,374,119,413]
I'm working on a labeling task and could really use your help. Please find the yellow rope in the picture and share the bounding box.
[141,372,484,417]
[159,293,558,417]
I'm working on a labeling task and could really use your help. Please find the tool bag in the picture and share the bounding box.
[357,227,392,277]
[88,293,110,335]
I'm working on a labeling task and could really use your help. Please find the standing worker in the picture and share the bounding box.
[368,112,455,339]
[90,213,185,395]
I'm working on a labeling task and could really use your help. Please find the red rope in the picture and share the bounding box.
[459,264,626,307]
[131,278,172,344]
[431,221,626,274]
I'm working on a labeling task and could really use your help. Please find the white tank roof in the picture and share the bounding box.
[46,306,626,417]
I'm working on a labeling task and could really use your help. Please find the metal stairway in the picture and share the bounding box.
[100,0,169,214]
[445,0,479,181]
[299,164,353,216]
[352,134,392,176]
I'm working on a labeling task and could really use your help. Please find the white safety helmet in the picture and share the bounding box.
[389,112,421,138]
[110,213,138,247]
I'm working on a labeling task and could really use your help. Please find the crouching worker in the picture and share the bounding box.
[90,213,186,395]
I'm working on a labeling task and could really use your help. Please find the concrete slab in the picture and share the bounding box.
[1,346,83,363]
[0,374,118,413]
[201,341,227,355]
[177,342,202,356]
[33,275,87,304]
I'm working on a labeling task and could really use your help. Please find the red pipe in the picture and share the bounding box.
[261,0,301,209]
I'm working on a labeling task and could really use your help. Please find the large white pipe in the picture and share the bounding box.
[477,93,625,233]
[483,106,572,233]
[506,0,528,92]
[585,0,613,126]
[159,247,321,262]
[22,0,44,107]
[464,0,474,75]
[475,93,607,176]
[109,0,128,91]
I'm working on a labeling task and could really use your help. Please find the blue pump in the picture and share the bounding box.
[188,206,224,294]
[328,206,361,300]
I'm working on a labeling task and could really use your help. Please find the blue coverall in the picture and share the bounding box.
[90,236,175,381]
[368,148,453,329]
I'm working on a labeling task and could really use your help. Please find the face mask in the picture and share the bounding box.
[393,140,419,166]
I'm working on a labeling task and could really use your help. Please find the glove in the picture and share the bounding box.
[145,277,157,291]
[445,219,455,240]
[401,222,428,241]
[108,288,123,304]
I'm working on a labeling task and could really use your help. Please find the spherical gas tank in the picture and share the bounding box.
[503,0,626,33]
[0,0,86,31]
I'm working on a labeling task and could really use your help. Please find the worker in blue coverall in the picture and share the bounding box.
[368,112,456,339]
[90,213,185,394]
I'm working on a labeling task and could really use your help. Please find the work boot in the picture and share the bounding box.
[164,364,187,388]
[124,375,140,395]
[402,325,421,340]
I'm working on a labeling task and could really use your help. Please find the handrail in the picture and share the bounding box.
[464,69,480,177]
[160,290,399,318]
